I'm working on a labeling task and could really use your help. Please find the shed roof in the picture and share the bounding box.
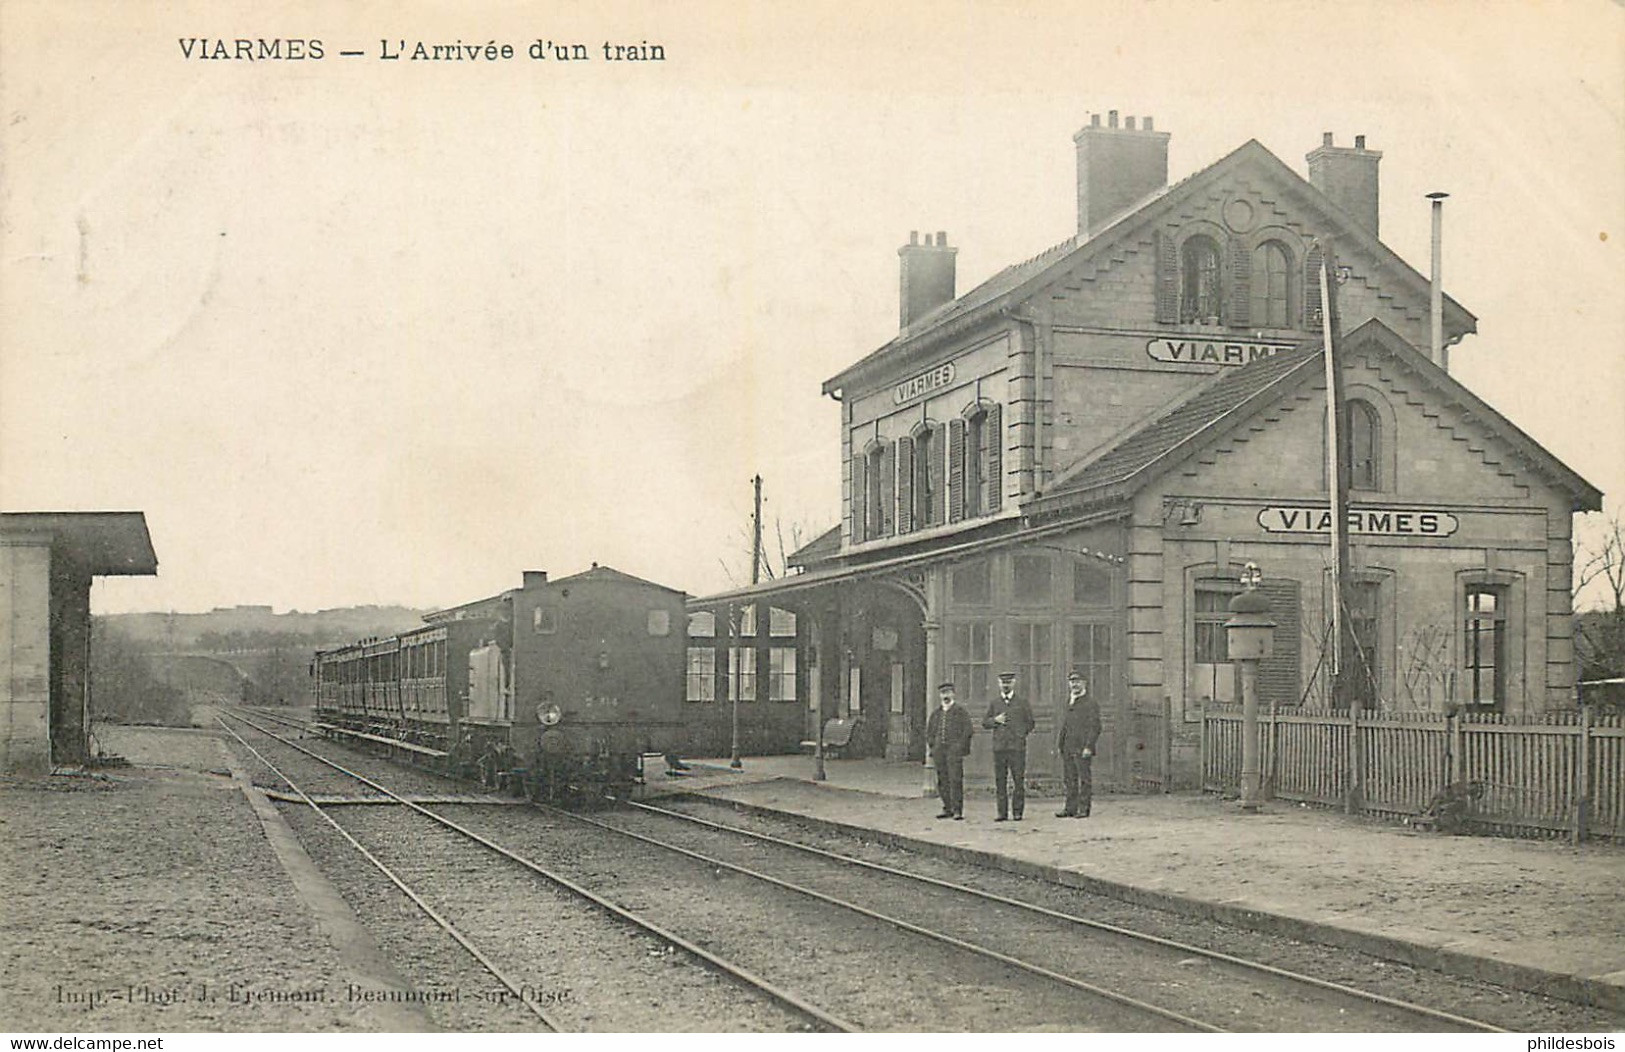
[0,512,158,575]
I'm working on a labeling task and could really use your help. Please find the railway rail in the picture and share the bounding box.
[215,707,1528,1032]
[588,799,1511,1032]
[217,710,852,1033]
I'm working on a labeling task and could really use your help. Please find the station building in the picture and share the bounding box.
[0,512,159,774]
[693,115,1600,790]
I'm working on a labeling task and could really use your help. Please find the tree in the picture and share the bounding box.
[1575,511,1625,681]
[91,621,189,726]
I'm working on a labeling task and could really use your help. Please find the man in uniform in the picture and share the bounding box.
[983,670,1036,821]
[925,681,974,820]
[1056,669,1102,818]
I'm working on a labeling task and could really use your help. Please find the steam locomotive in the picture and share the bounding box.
[312,565,689,801]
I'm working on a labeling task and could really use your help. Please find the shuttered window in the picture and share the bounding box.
[1180,236,1222,324]
[915,425,942,528]
[963,411,984,518]
[850,450,866,543]
[1192,577,1300,708]
[1155,230,1180,324]
[1228,237,1252,327]
[1303,244,1325,328]
[1253,240,1291,328]
[896,436,915,534]
[984,402,1002,512]
[947,419,966,523]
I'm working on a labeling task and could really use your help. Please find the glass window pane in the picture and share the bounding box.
[952,560,991,605]
[769,608,797,636]
[1073,562,1111,606]
[1013,555,1052,605]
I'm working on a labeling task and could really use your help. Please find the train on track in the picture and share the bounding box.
[313,565,689,802]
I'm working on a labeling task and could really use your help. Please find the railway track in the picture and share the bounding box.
[217,711,851,1032]
[224,711,1223,1029]
[217,709,1525,1032]
[582,799,1512,1033]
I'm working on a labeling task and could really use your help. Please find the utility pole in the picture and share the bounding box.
[1320,241,1359,811]
[731,475,762,770]
[751,474,764,585]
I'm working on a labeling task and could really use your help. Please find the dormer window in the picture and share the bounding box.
[1180,235,1222,324]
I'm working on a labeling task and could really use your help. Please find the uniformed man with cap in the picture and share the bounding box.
[1056,669,1102,817]
[983,670,1036,821]
[925,681,974,819]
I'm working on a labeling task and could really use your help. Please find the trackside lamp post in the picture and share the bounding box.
[1226,562,1276,813]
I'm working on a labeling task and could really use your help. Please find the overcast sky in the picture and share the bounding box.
[3,0,1621,614]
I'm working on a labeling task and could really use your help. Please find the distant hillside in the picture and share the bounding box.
[103,605,431,651]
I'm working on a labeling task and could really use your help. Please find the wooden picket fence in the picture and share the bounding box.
[1201,705,1624,842]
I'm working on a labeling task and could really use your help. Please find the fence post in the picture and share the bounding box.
[1199,697,1208,792]
[1266,702,1278,799]
[1161,693,1173,793]
[1448,708,1462,786]
[1346,704,1364,814]
[1574,703,1592,845]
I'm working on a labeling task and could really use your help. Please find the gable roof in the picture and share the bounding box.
[425,564,686,622]
[786,525,841,569]
[1026,319,1600,519]
[824,139,1477,396]
[550,564,687,594]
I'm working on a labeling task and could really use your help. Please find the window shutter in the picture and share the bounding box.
[1303,245,1324,329]
[947,419,966,524]
[984,403,1003,513]
[896,437,915,534]
[1155,230,1179,324]
[1228,238,1252,327]
[879,443,896,536]
[1257,578,1301,706]
[850,452,866,544]
[927,431,945,526]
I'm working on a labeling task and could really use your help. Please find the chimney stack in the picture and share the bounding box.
[1073,111,1171,237]
[522,570,548,589]
[1307,132,1383,237]
[898,229,957,329]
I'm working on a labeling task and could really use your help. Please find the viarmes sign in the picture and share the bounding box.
[1146,337,1299,367]
[1258,505,1461,537]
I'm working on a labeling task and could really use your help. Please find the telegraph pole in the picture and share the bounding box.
[751,474,764,585]
[731,475,762,770]
[1320,241,1360,811]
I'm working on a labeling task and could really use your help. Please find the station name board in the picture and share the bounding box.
[1258,506,1460,537]
[892,361,957,406]
[1147,337,1299,368]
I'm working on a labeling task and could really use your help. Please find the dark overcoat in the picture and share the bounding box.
[981,694,1036,752]
[926,702,974,759]
[1057,695,1102,755]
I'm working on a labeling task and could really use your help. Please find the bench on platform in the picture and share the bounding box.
[800,716,861,759]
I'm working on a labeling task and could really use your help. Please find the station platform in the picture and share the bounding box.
[661,753,1625,1012]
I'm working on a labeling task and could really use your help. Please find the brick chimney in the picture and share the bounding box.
[522,570,548,589]
[1307,132,1382,237]
[898,230,957,329]
[1073,110,1171,237]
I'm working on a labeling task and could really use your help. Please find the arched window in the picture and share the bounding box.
[1180,235,1222,324]
[1348,399,1381,489]
[1252,240,1291,328]
[865,443,886,539]
[914,425,939,528]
